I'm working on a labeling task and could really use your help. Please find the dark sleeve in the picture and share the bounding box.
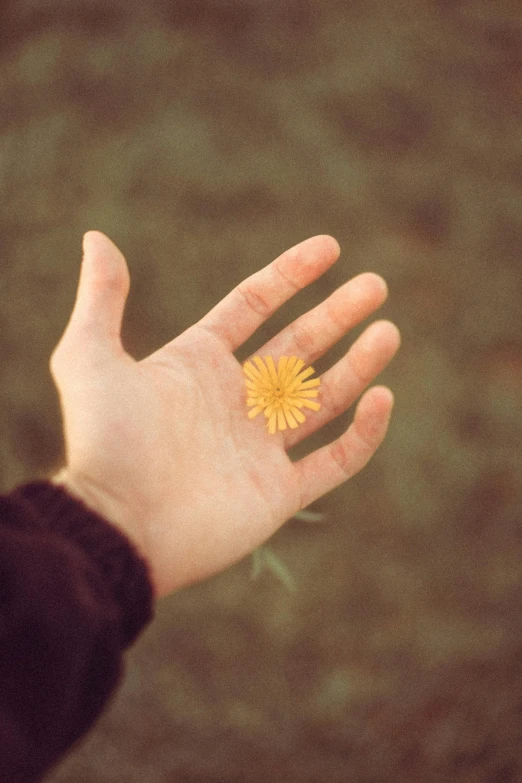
[0,480,155,782]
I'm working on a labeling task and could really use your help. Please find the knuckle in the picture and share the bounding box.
[292,320,316,355]
[93,269,129,296]
[329,438,353,478]
[49,350,58,375]
[236,281,272,317]
[49,343,65,378]
[49,331,82,377]
[319,379,344,419]
[359,414,384,446]
[325,297,348,332]
[353,416,381,456]
[273,258,300,292]
[347,352,373,387]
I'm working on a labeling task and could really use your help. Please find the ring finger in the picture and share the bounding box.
[250,271,389,366]
[282,318,401,449]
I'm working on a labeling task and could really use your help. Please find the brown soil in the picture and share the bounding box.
[1,1,522,781]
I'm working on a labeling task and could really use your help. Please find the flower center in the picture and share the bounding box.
[271,385,285,406]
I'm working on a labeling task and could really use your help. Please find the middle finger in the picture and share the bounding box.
[250,271,388,365]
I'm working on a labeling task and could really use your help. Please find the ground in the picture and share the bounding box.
[1,1,522,780]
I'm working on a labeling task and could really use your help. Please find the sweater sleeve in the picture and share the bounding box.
[0,480,155,782]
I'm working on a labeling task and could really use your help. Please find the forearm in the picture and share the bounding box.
[0,481,154,781]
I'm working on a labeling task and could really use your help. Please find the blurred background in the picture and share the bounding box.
[1,0,522,780]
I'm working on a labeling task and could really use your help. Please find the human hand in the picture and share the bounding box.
[50,232,400,597]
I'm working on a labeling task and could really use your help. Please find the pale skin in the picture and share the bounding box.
[50,231,401,598]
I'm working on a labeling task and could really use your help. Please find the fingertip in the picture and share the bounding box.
[350,272,389,307]
[371,384,395,410]
[327,234,341,253]
[386,321,402,351]
[352,385,395,445]
[82,230,101,252]
[356,384,395,423]
[81,232,128,283]
[369,319,402,351]
[321,234,341,260]
[372,273,389,299]
[301,234,340,260]
[82,230,117,257]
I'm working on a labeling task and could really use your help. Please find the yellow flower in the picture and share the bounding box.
[243,355,321,435]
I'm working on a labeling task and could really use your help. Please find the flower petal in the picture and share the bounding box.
[277,355,289,382]
[243,360,264,382]
[286,356,298,374]
[286,357,305,383]
[300,399,321,411]
[265,355,279,385]
[284,408,299,429]
[253,356,271,383]
[297,377,321,390]
[245,354,320,434]
[289,405,306,423]
[287,366,315,391]
[288,394,304,411]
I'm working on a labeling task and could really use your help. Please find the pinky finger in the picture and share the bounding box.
[293,386,395,510]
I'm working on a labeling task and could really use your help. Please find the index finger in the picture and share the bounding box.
[195,235,341,352]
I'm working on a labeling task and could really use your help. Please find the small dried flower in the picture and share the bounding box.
[243,355,321,434]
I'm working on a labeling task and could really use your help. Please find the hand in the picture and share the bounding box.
[50,232,400,597]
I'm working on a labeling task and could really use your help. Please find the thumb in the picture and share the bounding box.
[67,230,130,348]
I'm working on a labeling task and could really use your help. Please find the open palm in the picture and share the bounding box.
[51,232,400,597]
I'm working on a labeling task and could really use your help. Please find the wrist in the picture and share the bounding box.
[51,468,148,566]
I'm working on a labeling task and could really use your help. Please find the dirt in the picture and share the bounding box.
[1,1,522,780]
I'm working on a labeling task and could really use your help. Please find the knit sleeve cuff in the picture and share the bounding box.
[6,480,154,648]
